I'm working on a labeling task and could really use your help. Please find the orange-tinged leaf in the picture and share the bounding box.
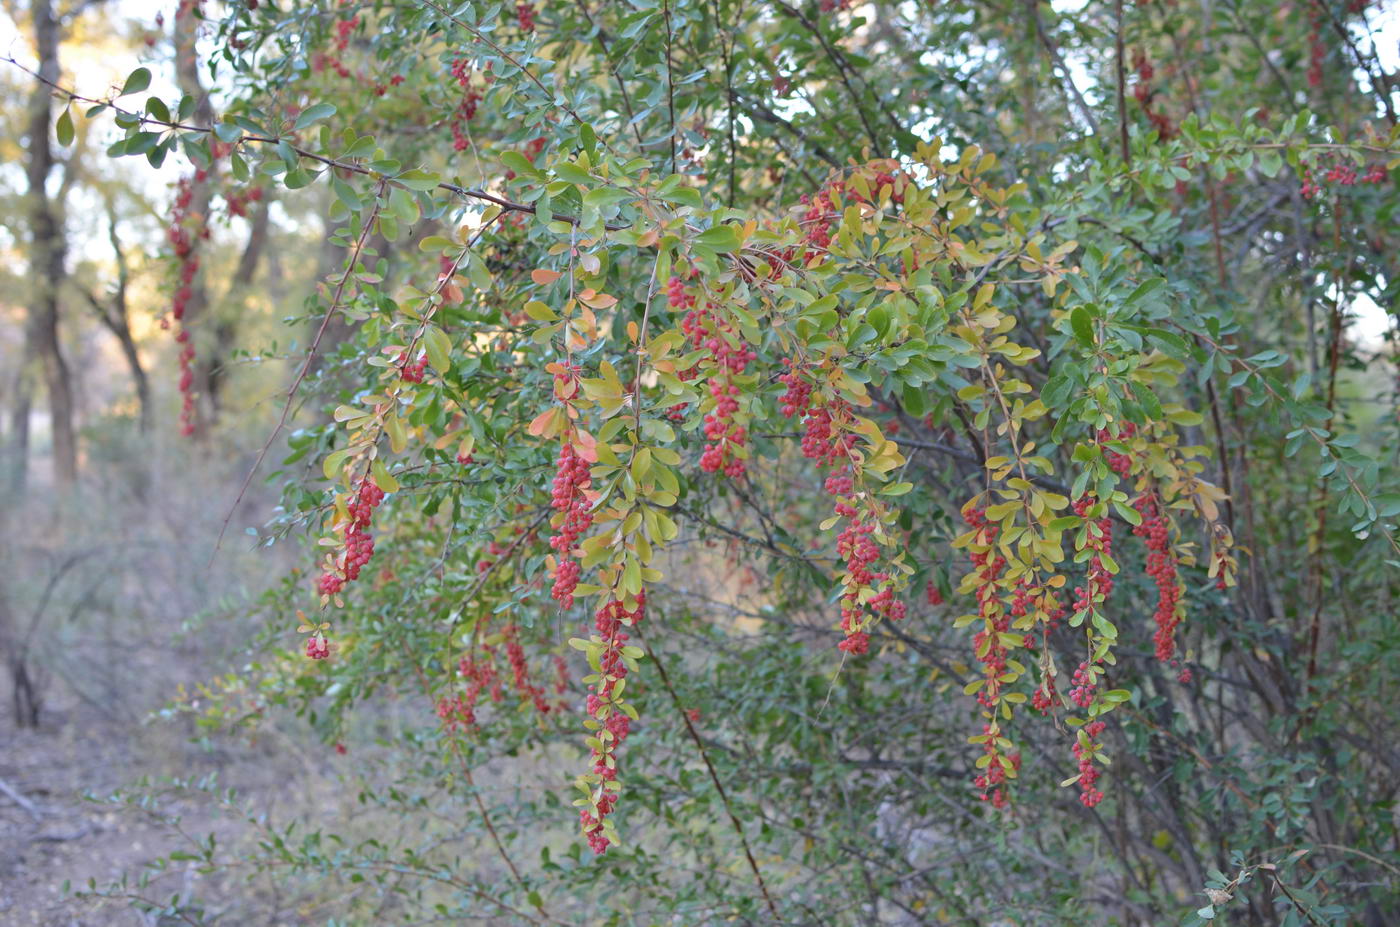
[531,268,562,285]
[573,429,599,462]
[527,407,560,437]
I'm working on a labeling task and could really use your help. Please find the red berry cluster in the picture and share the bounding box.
[1302,158,1387,199]
[1072,719,1107,807]
[312,14,358,78]
[397,350,429,383]
[925,579,943,606]
[834,515,905,655]
[965,506,1011,711]
[437,650,504,733]
[1031,673,1063,714]
[1099,422,1135,477]
[305,635,330,660]
[777,359,813,418]
[1071,496,1115,619]
[503,624,552,714]
[166,173,209,437]
[783,363,903,652]
[798,181,843,252]
[580,593,645,854]
[223,183,263,219]
[1068,660,1097,710]
[673,277,755,478]
[1131,49,1175,138]
[516,1,536,31]
[1306,6,1325,88]
[317,476,386,597]
[549,442,593,608]
[1132,494,1183,662]
[449,57,483,151]
[476,538,507,574]
[972,722,1020,809]
[373,73,407,96]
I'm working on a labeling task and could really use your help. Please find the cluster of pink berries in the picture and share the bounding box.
[777,359,813,418]
[397,350,429,383]
[449,57,484,151]
[549,443,592,608]
[1071,496,1115,619]
[1307,7,1325,88]
[672,277,755,478]
[437,651,503,733]
[972,722,1020,809]
[798,181,843,252]
[222,183,263,219]
[1068,660,1097,710]
[1100,422,1135,477]
[372,73,406,96]
[317,477,386,597]
[516,1,535,31]
[305,636,330,660]
[580,593,645,854]
[1131,48,1175,138]
[1301,160,1387,199]
[965,506,1011,710]
[1031,674,1062,714]
[503,624,552,714]
[166,173,209,437]
[1133,494,1183,662]
[1073,719,1108,807]
[311,14,358,78]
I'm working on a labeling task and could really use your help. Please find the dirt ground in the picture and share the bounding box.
[0,674,334,926]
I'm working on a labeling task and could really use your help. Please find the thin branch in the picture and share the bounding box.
[639,624,782,921]
[212,183,386,560]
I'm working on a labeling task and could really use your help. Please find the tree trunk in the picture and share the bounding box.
[173,0,219,434]
[26,0,77,487]
[5,365,33,494]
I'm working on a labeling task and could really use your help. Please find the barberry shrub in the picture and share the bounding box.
[64,0,1400,922]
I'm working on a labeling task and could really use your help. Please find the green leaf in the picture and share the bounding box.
[145,96,171,124]
[295,102,337,131]
[396,169,441,191]
[501,151,537,176]
[1070,306,1095,348]
[696,224,740,253]
[554,162,593,185]
[423,324,452,374]
[120,67,151,96]
[55,107,74,146]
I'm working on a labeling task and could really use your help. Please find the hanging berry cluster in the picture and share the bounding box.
[778,360,906,654]
[672,275,755,478]
[1133,493,1183,662]
[1131,48,1175,138]
[166,172,208,437]
[543,362,594,610]
[316,475,386,599]
[449,57,483,151]
[574,592,645,854]
[312,12,359,78]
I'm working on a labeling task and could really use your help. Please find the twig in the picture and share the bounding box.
[0,775,44,820]
[638,624,782,921]
[212,183,385,560]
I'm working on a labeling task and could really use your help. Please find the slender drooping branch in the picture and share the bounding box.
[638,625,782,921]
